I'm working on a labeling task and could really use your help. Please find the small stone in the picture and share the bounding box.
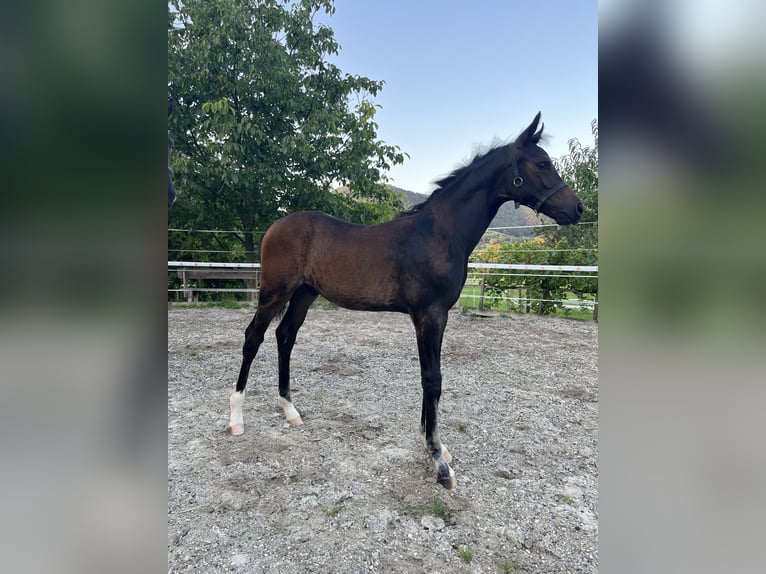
[420,516,445,531]
[522,536,536,549]
[299,495,319,509]
[494,468,519,480]
[221,491,243,511]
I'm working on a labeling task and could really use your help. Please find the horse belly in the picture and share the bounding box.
[308,254,403,312]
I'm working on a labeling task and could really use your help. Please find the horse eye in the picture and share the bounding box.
[536,161,550,170]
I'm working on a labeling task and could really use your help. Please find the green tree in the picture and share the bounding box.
[541,119,598,253]
[471,236,597,316]
[168,0,405,263]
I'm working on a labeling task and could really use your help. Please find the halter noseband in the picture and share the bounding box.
[508,145,568,213]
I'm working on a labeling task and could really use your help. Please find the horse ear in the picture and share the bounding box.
[516,111,542,145]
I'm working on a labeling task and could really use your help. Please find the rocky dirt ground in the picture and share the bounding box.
[168,305,598,573]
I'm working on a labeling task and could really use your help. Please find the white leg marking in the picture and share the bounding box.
[433,458,456,486]
[441,443,453,464]
[277,396,303,426]
[433,460,455,475]
[227,391,245,435]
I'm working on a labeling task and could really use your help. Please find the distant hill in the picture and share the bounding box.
[389,185,430,212]
[389,184,541,238]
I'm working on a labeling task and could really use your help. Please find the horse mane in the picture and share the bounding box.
[396,142,509,218]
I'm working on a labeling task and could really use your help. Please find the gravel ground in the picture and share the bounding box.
[168,306,598,573]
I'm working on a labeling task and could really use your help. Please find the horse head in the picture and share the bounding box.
[500,112,583,224]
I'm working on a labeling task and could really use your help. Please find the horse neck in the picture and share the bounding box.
[426,182,506,256]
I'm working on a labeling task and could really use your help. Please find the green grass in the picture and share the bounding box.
[558,307,594,320]
[218,295,249,309]
[429,494,451,522]
[455,422,468,433]
[397,494,459,531]
[168,300,253,310]
[310,296,339,310]
[459,284,596,320]
[558,494,575,505]
[170,285,595,319]
[458,546,474,563]
[168,296,338,311]
[500,557,521,573]
[324,504,346,518]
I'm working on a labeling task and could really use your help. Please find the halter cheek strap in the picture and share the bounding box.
[508,146,568,213]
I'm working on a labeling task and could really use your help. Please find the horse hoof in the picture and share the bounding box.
[441,445,453,464]
[226,424,245,436]
[286,416,303,426]
[438,475,457,490]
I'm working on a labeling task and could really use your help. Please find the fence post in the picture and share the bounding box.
[182,270,192,303]
[593,292,598,322]
[255,269,261,303]
[478,269,486,310]
[247,269,260,304]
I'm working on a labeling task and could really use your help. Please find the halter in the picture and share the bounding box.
[508,145,568,213]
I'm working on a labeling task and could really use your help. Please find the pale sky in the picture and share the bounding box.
[320,0,598,195]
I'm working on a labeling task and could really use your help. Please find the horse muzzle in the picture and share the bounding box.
[537,185,583,225]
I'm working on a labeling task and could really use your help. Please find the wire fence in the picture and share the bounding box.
[168,221,598,236]
[168,221,598,318]
[168,261,599,319]
[462,267,598,318]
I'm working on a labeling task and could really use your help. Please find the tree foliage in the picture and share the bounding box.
[168,0,405,262]
[540,119,598,254]
[472,237,597,315]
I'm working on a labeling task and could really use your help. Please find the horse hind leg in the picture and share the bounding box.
[275,285,318,426]
[226,290,290,435]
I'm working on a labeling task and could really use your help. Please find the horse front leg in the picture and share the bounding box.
[412,307,455,489]
[420,397,452,464]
